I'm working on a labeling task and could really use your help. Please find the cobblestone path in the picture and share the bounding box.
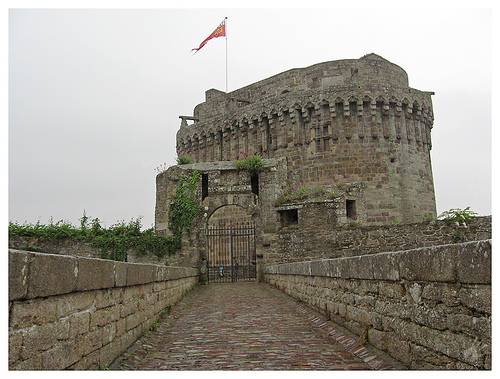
[113,282,399,370]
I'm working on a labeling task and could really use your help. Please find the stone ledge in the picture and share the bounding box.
[9,249,199,301]
[264,240,491,284]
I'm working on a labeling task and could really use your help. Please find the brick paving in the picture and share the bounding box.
[112,282,400,370]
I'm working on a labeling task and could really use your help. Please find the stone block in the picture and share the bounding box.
[9,330,23,366]
[27,252,77,298]
[11,355,43,370]
[95,288,122,309]
[21,321,70,360]
[9,250,29,300]
[370,253,399,281]
[78,328,102,357]
[458,285,491,314]
[455,240,491,284]
[126,263,156,286]
[114,262,128,287]
[41,339,82,369]
[76,257,115,291]
[56,291,95,318]
[101,323,117,346]
[125,312,144,331]
[378,282,405,299]
[10,298,58,328]
[69,311,91,338]
[398,245,456,282]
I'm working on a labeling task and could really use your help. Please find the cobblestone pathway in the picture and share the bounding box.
[112,282,400,370]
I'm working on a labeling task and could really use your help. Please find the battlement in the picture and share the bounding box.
[165,53,437,226]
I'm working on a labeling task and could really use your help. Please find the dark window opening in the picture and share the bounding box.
[201,173,209,200]
[346,199,357,220]
[279,209,298,227]
[251,173,259,196]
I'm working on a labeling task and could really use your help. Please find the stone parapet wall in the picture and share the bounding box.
[264,240,491,369]
[8,235,192,267]
[8,249,199,370]
[270,215,491,263]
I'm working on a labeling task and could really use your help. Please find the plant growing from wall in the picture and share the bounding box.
[168,170,202,240]
[275,186,338,206]
[8,215,179,262]
[438,207,478,227]
[235,154,264,173]
[176,155,193,165]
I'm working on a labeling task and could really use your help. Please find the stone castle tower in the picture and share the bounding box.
[169,53,436,226]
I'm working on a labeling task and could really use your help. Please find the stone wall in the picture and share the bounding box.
[173,53,437,225]
[268,214,491,263]
[9,249,199,370]
[8,235,192,267]
[264,240,491,369]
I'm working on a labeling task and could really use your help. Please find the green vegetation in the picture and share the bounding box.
[438,207,478,226]
[9,214,179,262]
[168,170,202,238]
[276,186,338,206]
[235,154,264,173]
[176,155,193,165]
[9,171,203,262]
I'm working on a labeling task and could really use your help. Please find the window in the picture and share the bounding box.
[346,199,357,220]
[202,173,209,200]
[279,209,298,227]
[250,173,259,195]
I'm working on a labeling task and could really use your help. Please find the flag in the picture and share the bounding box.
[192,19,226,53]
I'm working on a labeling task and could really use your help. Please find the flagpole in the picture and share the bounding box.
[225,17,228,93]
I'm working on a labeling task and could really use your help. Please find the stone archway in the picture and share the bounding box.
[207,204,253,227]
[206,204,256,282]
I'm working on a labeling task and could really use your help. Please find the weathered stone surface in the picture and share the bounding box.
[27,252,77,298]
[76,257,115,290]
[114,262,128,287]
[9,251,198,370]
[9,250,29,300]
[10,298,58,328]
[264,239,491,370]
[455,240,491,284]
[126,264,156,286]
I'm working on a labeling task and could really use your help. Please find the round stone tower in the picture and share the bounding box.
[175,54,436,224]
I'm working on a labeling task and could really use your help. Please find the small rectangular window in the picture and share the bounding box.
[346,199,357,220]
[279,209,298,227]
[251,173,259,195]
[202,173,209,200]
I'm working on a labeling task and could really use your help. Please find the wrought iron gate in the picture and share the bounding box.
[206,222,256,283]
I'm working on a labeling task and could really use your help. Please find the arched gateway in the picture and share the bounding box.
[206,204,256,283]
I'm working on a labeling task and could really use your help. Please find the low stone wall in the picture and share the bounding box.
[8,235,194,267]
[9,249,199,370]
[264,240,491,369]
[269,216,491,263]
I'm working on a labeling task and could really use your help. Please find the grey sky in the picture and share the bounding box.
[9,8,491,228]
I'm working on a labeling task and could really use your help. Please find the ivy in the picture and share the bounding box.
[168,170,202,238]
[8,216,179,262]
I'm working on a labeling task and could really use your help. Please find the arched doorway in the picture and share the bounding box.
[206,205,256,283]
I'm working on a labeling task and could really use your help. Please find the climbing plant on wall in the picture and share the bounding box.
[168,170,202,241]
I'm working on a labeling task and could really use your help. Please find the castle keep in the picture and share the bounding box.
[155,53,438,272]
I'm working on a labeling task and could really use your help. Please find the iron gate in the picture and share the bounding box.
[206,222,256,283]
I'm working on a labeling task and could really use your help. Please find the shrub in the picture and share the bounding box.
[235,155,264,173]
[8,215,179,262]
[176,155,193,165]
[438,207,478,227]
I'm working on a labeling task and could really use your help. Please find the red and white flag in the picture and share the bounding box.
[192,19,226,53]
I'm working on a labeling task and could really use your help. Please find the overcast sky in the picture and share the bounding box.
[9,8,491,227]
